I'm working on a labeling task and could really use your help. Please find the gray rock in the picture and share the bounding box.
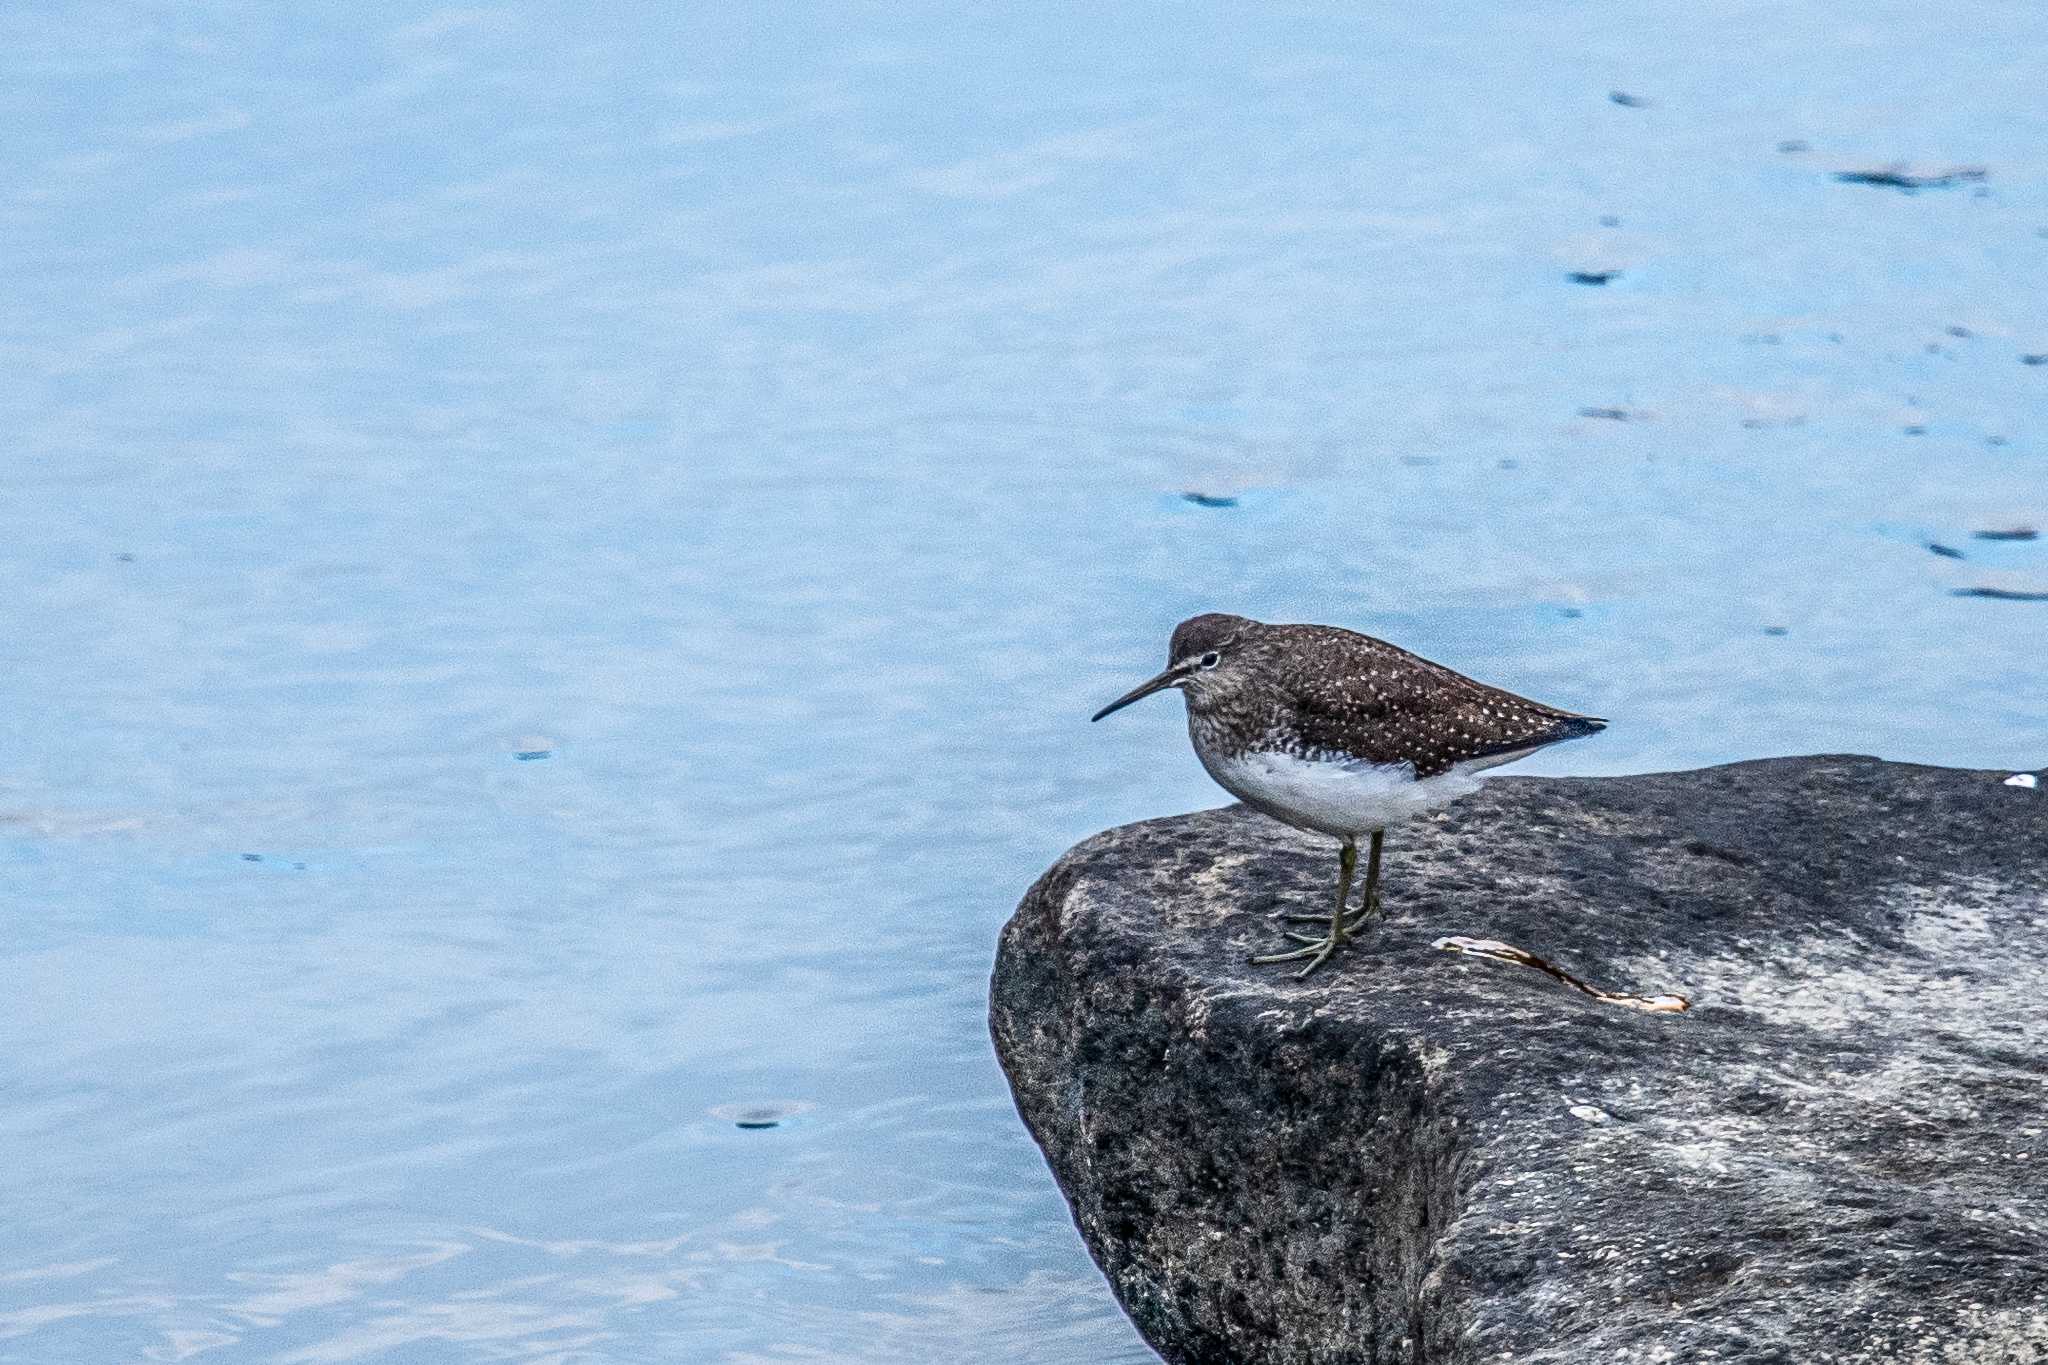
[990,756,2048,1364]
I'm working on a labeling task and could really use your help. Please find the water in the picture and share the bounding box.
[1,3,2043,1360]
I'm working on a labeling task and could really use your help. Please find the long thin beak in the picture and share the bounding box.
[1090,665,1188,722]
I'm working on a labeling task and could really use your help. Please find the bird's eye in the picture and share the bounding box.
[1199,651,1221,669]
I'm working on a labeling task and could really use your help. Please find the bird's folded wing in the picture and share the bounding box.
[1281,648,1596,778]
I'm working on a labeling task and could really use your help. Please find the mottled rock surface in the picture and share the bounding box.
[990,757,2048,1364]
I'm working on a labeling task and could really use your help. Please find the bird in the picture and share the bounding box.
[1090,612,1606,978]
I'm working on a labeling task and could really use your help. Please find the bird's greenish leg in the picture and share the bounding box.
[1355,828,1384,926]
[1252,836,1356,976]
[1281,828,1385,932]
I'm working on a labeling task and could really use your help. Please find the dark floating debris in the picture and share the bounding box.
[1946,326,1973,339]
[241,853,263,862]
[1568,270,1620,285]
[1987,436,2010,447]
[1954,587,2048,602]
[1609,91,1650,108]
[513,750,552,761]
[2022,354,2047,366]
[1975,527,2039,541]
[1902,425,1927,436]
[710,1100,814,1130]
[1598,214,1621,227]
[114,552,135,562]
[1762,626,1790,636]
[1578,406,1633,421]
[1928,543,1966,560]
[1833,164,1987,192]
[1777,139,1810,154]
[1182,492,1237,508]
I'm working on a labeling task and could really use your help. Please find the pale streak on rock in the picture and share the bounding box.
[1431,934,1691,1012]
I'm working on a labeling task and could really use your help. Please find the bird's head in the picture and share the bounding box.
[1090,612,1259,721]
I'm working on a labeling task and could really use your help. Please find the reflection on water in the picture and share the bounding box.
[1,0,2044,1359]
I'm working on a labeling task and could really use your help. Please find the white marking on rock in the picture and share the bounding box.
[2006,773,2039,789]
[1433,936,1692,1013]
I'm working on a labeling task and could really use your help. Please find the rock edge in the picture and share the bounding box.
[991,756,2048,1364]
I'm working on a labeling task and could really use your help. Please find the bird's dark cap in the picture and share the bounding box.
[1169,612,1257,662]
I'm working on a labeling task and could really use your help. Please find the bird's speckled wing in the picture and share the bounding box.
[1264,627,1603,778]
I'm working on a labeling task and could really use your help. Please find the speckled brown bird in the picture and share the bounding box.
[1091,612,1606,977]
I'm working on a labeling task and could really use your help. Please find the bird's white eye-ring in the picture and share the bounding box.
[1199,651,1221,669]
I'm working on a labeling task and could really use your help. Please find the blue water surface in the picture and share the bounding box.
[1,2,2044,1360]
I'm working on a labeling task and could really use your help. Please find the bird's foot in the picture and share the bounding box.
[1276,891,1382,935]
[1278,909,1374,932]
[1250,925,1352,978]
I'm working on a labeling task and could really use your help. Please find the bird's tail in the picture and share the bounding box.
[1551,715,1608,742]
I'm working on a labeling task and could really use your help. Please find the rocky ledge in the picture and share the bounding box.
[990,756,2048,1364]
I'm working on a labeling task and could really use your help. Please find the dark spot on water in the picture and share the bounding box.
[1987,435,2010,447]
[1598,214,1620,227]
[114,552,135,562]
[1763,626,1789,636]
[1902,425,1926,436]
[1777,139,1809,154]
[1400,455,1437,467]
[1578,406,1632,421]
[1182,492,1237,508]
[710,1099,814,1130]
[1974,527,2038,541]
[1608,91,1649,108]
[1498,458,1518,470]
[1833,164,1987,192]
[1560,607,1584,619]
[1928,543,1965,560]
[1954,587,2048,602]
[514,750,552,761]
[1568,270,1619,285]
[2022,354,2047,366]
[1946,325,1973,339]
[292,862,306,870]
[241,853,262,862]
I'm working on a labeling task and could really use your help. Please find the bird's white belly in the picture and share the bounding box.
[1200,747,1487,837]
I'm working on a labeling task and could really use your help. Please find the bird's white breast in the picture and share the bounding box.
[1199,746,1487,837]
